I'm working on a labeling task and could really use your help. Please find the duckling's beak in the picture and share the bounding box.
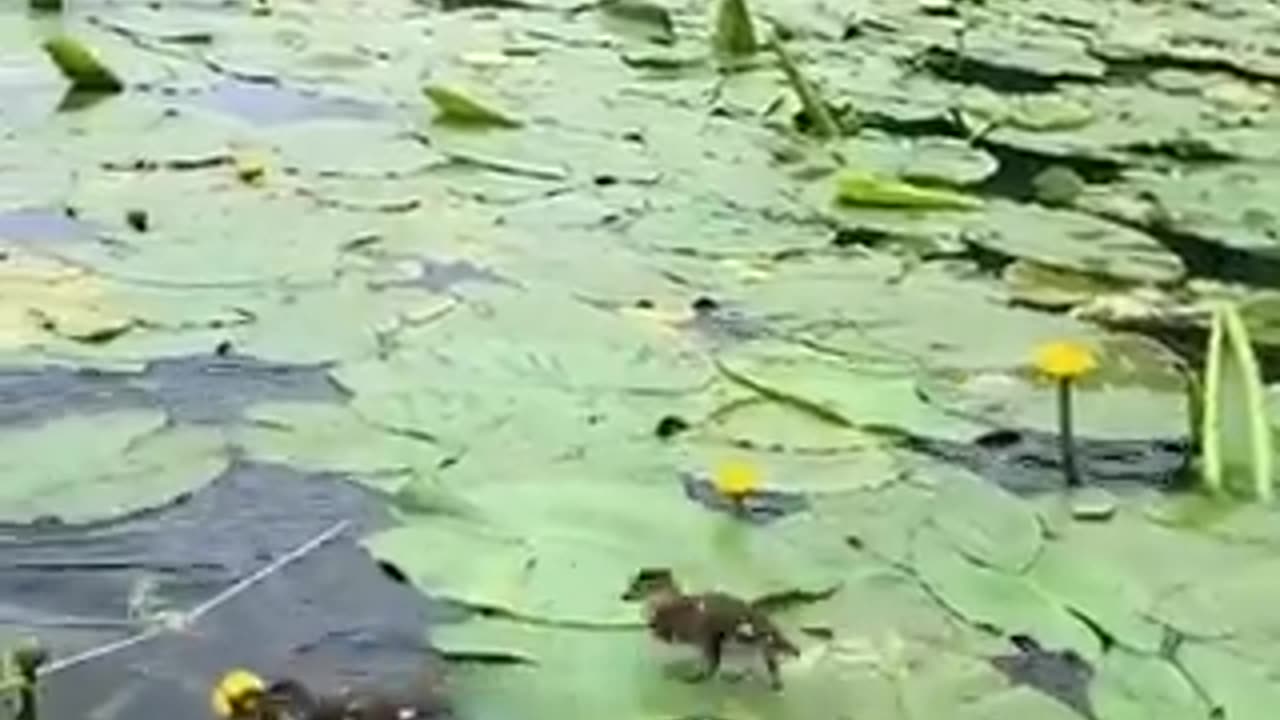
[211,668,266,719]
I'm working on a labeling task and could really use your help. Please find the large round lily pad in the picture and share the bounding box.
[365,478,848,626]
[0,408,228,523]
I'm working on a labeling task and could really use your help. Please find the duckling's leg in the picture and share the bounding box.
[687,633,724,683]
[762,647,784,691]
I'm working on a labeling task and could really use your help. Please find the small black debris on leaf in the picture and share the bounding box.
[125,208,149,232]
[691,296,719,313]
[654,414,690,439]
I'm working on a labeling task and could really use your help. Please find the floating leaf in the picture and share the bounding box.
[1088,650,1207,720]
[42,35,124,94]
[912,526,1101,663]
[1027,539,1165,653]
[0,409,228,523]
[835,171,983,210]
[364,479,848,625]
[1179,641,1280,720]
[1202,302,1274,501]
[423,84,522,128]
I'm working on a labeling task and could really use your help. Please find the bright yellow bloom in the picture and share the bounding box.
[1033,340,1097,381]
[713,459,760,499]
[234,153,267,186]
[211,668,265,718]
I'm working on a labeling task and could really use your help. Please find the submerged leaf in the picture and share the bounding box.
[423,85,522,128]
[835,171,983,210]
[42,35,124,94]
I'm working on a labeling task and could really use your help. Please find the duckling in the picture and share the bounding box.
[211,667,451,720]
[621,568,799,690]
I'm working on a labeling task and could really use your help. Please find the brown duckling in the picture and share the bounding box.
[211,667,450,720]
[621,568,799,690]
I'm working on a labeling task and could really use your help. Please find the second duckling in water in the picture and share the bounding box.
[621,568,800,690]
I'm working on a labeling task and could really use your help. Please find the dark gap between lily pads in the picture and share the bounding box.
[897,428,1193,496]
[968,142,1280,288]
[990,634,1096,719]
[0,353,344,428]
[913,46,1096,94]
[1,458,446,720]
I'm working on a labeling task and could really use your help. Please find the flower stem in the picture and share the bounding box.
[1058,380,1082,488]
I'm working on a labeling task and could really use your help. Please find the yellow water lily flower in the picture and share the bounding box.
[234,153,267,186]
[713,459,760,499]
[211,668,265,718]
[1033,340,1097,381]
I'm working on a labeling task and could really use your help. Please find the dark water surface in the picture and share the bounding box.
[2,459,439,719]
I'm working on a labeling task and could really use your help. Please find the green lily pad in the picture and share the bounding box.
[837,133,999,188]
[1002,259,1128,311]
[1179,641,1280,720]
[928,467,1043,572]
[365,478,848,625]
[0,409,228,523]
[1089,649,1207,720]
[715,338,987,442]
[968,200,1186,284]
[1026,538,1165,653]
[917,331,1191,441]
[435,616,860,720]
[912,526,1101,663]
[233,401,448,491]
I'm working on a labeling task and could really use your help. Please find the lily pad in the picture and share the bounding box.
[435,616,859,720]
[233,401,448,491]
[1026,538,1165,653]
[1089,649,1207,720]
[365,478,848,625]
[966,200,1186,284]
[715,338,988,442]
[0,408,228,523]
[911,525,1102,664]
